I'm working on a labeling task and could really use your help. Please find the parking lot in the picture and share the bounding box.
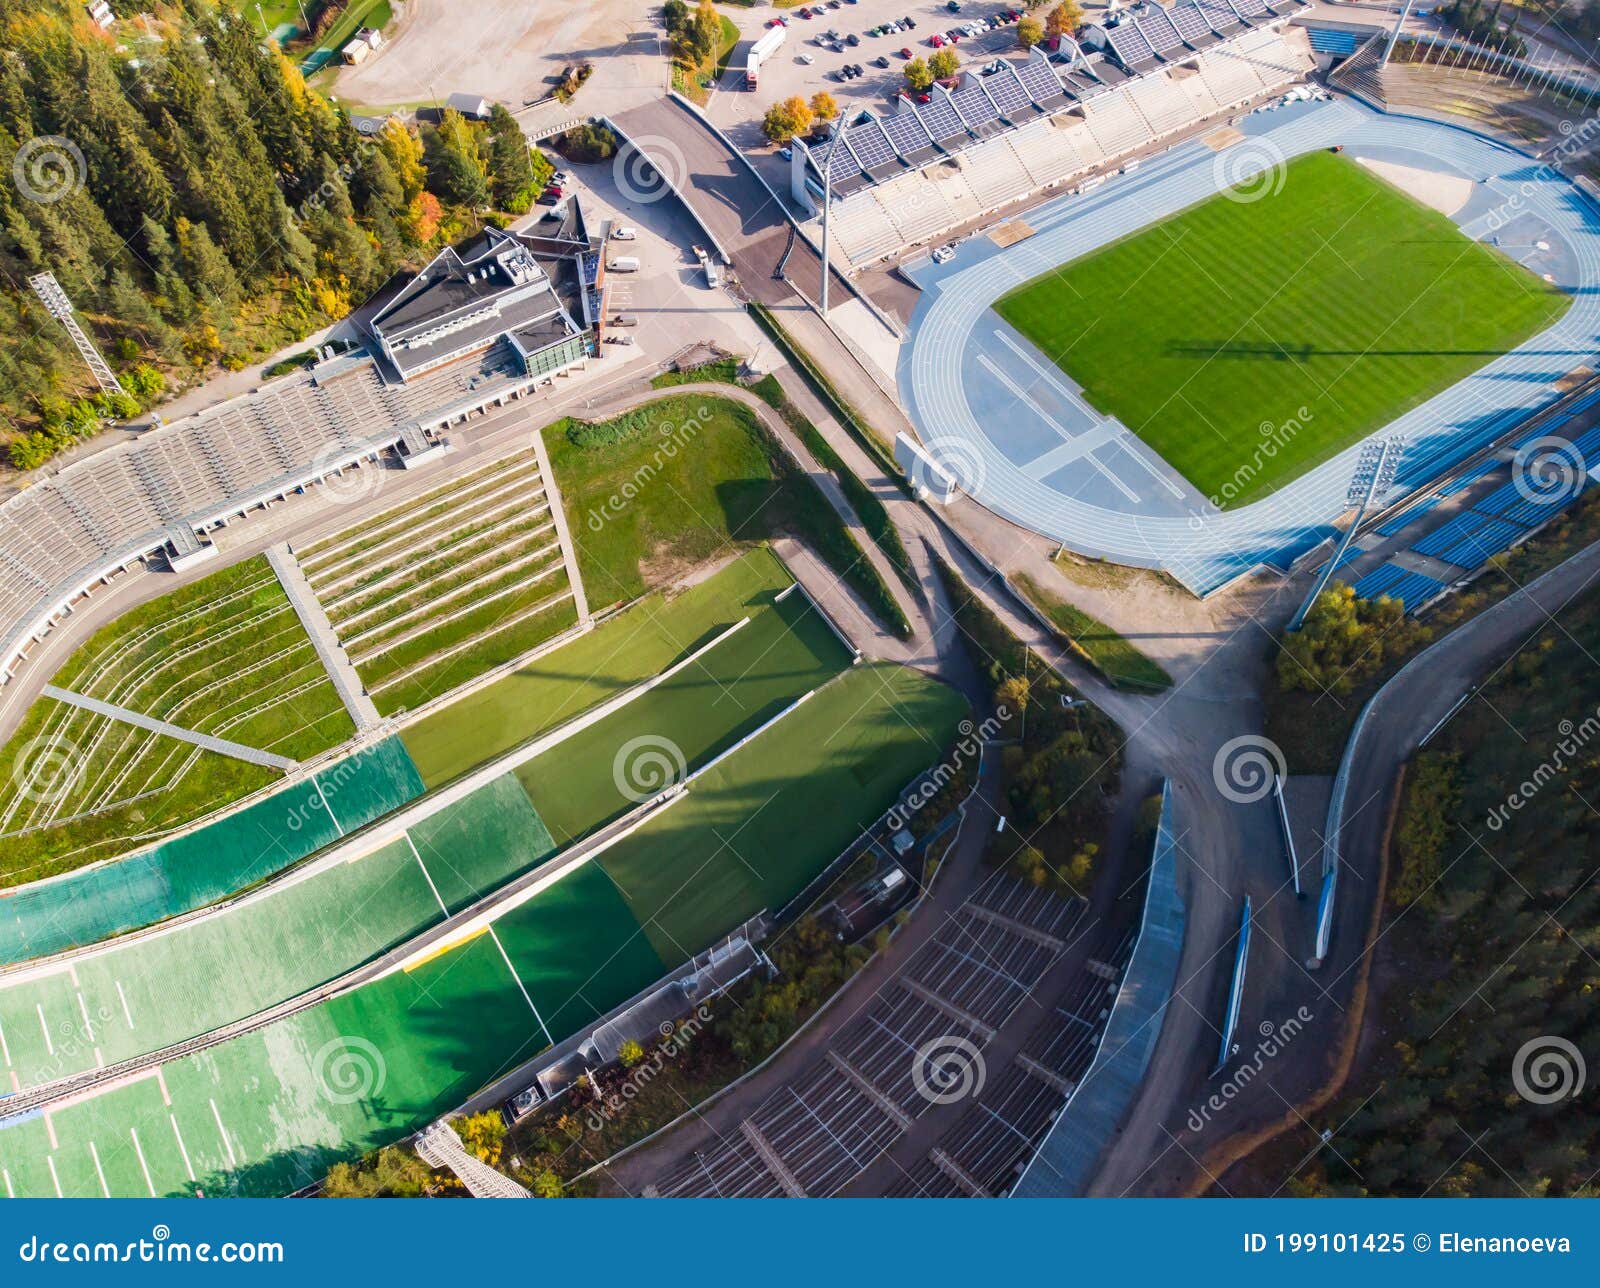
[706,0,1096,195]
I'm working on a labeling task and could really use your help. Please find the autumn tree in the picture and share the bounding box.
[904,55,936,91]
[762,95,814,144]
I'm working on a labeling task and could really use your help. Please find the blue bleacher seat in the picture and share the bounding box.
[1352,561,1445,613]
[1375,494,1443,537]
[1438,460,1499,496]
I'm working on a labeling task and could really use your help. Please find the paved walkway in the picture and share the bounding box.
[40,686,299,772]
[264,544,381,733]
[530,426,592,626]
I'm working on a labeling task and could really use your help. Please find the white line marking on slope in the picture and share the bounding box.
[129,1128,155,1196]
[89,1141,109,1197]
[210,1100,238,1168]
[404,834,449,916]
[170,1115,195,1183]
[488,928,554,1049]
[115,981,134,1030]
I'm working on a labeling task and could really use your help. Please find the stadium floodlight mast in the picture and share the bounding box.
[1287,435,1404,633]
[28,270,126,398]
[1382,0,1415,67]
[820,115,849,317]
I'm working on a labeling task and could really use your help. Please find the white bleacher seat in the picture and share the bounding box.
[1126,72,1201,136]
[1196,44,1267,104]
[958,139,1035,209]
[881,170,961,243]
[1081,91,1153,155]
[833,193,904,266]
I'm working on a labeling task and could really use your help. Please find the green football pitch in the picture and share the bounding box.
[993,151,1570,506]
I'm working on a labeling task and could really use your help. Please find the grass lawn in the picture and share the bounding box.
[1013,572,1171,692]
[599,662,969,962]
[0,556,353,881]
[517,584,850,844]
[994,151,1570,506]
[548,395,907,633]
[401,548,797,788]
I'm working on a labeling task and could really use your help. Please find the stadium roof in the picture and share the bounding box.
[796,0,1306,200]
[366,216,593,381]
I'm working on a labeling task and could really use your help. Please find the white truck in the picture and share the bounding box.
[692,244,722,288]
[745,24,787,89]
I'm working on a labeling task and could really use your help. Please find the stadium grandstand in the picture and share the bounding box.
[0,202,608,688]
[789,0,1313,271]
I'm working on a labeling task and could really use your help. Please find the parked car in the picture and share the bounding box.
[799,51,814,63]
[903,14,917,26]
[930,32,944,45]
[901,45,914,57]
[611,226,638,240]
[847,31,860,44]
[779,146,793,160]
[873,54,890,66]
[916,91,932,102]
[947,0,961,10]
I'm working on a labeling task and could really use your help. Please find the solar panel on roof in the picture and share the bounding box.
[1196,0,1244,30]
[844,120,897,170]
[1017,57,1065,100]
[880,112,926,155]
[918,96,966,142]
[950,84,1001,127]
[984,69,1030,113]
[1137,8,1183,52]
[1232,0,1270,17]
[1108,25,1155,67]
[1168,1,1211,41]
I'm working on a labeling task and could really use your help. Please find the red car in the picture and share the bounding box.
[901,45,913,57]
[917,92,932,103]
[930,32,944,45]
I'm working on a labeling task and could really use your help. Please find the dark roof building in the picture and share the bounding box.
[365,204,604,385]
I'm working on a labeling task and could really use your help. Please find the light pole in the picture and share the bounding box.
[820,116,847,317]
